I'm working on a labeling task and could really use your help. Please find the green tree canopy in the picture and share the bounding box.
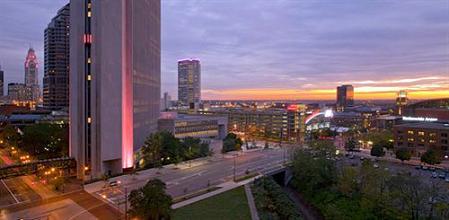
[395,148,412,162]
[222,133,242,153]
[128,179,172,220]
[21,123,68,159]
[370,145,385,157]
[420,149,442,165]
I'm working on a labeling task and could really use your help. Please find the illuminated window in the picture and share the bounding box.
[87,58,91,63]
[418,131,425,136]
[429,133,436,137]
[87,11,92,17]
[407,130,414,135]
[87,3,92,8]
[87,75,91,81]
[407,138,414,142]
[87,117,92,123]
[429,140,436,144]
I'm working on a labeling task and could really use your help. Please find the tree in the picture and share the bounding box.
[0,125,21,147]
[395,148,412,162]
[128,179,172,220]
[222,133,242,153]
[370,145,385,157]
[21,124,68,159]
[345,138,357,152]
[141,133,164,168]
[420,149,442,165]
[338,166,358,197]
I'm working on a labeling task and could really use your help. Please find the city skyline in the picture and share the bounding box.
[0,0,448,100]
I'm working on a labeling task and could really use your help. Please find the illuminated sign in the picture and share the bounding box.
[402,116,438,122]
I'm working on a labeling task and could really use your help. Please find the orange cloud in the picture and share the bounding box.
[202,88,449,100]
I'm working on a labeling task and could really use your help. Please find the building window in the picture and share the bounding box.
[442,133,448,138]
[418,131,425,136]
[429,133,436,137]
[429,139,436,144]
[407,130,414,135]
[408,138,414,142]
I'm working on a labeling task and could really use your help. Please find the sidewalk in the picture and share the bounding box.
[244,184,259,220]
[171,175,261,209]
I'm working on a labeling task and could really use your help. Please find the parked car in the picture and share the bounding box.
[360,157,365,161]
[373,164,379,169]
[438,173,446,179]
[109,180,121,187]
[445,177,449,183]
[431,172,438,178]
[422,166,429,170]
[415,166,421,170]
[429,167,436,171]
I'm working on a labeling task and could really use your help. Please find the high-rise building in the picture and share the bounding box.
[336,85,354,111]
[43,3,70,110]
[24,48,40,102]
[178,59,201,110]
[395,90,408,115]
[8,83,32,103]
[161,92,171,111]
[0,66,4,97]
[70,0,161,179]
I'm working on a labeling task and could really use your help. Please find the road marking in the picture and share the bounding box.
[1,179,19,203]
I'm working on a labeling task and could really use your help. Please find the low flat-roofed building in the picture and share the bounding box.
[393,122,449,157]
[158,112,228,139]
[375,115,403,130]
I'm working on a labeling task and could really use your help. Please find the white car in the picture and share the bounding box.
[373,164,379,168]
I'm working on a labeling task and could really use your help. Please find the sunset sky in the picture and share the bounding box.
[0,0,448,100]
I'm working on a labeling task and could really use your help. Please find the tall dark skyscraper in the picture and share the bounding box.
[70,0,161,179]
[43,3,70,110]
[336,85,354,111]
[0,65,4,97]
[178,59,201,110]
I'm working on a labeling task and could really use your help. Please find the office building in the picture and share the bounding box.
[178,59,201,110]
[7,83,35,106]
[336,85,354,111]
[24,48,40,102]
[70,0,161,179]
[395,90,408,115]
[43,3,70,110]
[158,112,228,139]
[393,122,449,158]
[161,92,171,111]
[0,66,4,97]
[199,105,306,144]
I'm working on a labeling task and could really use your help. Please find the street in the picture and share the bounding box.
[86,147,289,214]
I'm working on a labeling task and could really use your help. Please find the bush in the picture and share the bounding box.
[251,176,302,220]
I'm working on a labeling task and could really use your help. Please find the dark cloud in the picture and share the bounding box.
[0,0,448,99]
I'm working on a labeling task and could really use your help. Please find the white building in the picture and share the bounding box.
[70,0,161,179]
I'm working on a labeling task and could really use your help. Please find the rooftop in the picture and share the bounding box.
[395,122,449,130]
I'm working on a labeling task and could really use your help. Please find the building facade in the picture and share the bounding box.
[395,90,408,115]
[336,85,354,111]
[24,48,40,103]
[70,0,161,179]
[178,59,201,109]
[394,122,449,157]
[43,4,70,110]
[158,113,228,139]
[0,66,3,97]
[199,106,306,144]
[7,83,34,106]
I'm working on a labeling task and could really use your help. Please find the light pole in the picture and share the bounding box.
[233,153,237,181]
[124,187,128,220]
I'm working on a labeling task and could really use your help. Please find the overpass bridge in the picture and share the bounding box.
[0,157,76,179]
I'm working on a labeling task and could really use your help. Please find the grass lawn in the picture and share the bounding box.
[172,186,251,220]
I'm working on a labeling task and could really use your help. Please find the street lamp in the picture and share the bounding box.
[233,153,237,182]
